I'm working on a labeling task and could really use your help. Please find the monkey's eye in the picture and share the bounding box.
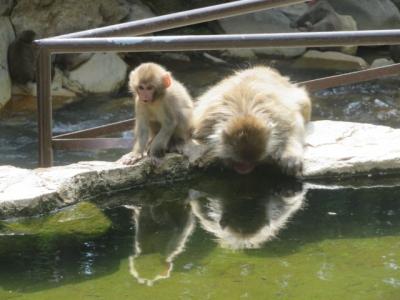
[138,85,145,90]
[146,86,154,91]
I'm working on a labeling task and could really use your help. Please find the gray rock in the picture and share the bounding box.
[370,58,395,69]
[127,1,155,21]
[0,17,14,109]
[303,120,400,177]
[0,155,190,218]
[294,50,368,71]
[2,121,400,219]
[66,53,128,94]
[292,1,358,55]
[327,0,400,30]
[0,0,14,16]
[10,0,132,38]
[219,8,306,58]
[11,68,77,99]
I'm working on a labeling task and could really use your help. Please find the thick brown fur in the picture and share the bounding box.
[193,66,311,175]
[124,62,193,163]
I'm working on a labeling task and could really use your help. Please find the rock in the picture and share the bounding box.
[0,165,62,218]
[3,121,400,219]
[292,1,358,55]
[393,0,400,10]
[303,120,400,177]
[161,53,191,62]
[294,50,368,71]
[0,17,14,109]
[127,1,155,21]
[219,8,306,58]
[327,0,400,30]
[370,58,395,69]
[0,0,14,16]
[66,53,128,94]
[279,3,309,22]
[0,155,190,218]
[55,53,94,71]
[203,52,228,65]
[10,0,132,38]
[11,68,76,98]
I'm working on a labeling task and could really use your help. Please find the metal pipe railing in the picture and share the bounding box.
[46,0,306,39]
[302,63,400,92]
[37,30,400,53]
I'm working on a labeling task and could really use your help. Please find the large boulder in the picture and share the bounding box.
[327,0,400,30]
[65,53,128,94]
[0,17,14,109]
[219,4,308,58]
[10,0,137,38]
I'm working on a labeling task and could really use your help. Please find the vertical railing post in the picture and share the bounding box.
[36,48,53,167]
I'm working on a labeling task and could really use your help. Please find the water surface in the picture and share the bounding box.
[0,174,399,299]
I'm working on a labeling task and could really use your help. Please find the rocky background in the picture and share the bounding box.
[1,0,400,111]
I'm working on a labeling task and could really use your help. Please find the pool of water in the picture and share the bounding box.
[0,173,399,299]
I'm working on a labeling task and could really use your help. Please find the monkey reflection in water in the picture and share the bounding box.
[124,193,195,286]
[125,176,305,286]
[189,175,306,250]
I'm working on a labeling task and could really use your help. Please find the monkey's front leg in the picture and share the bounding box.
[278,123,306,176]
[149,119,176,158]
[118,120,150,165]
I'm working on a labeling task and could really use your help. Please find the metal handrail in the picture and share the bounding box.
[37,30,400,53]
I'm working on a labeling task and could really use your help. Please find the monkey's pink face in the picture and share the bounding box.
[137,84,156,103]
[231,161,256,175]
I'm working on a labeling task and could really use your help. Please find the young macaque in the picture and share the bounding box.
[120,62,193,164]
[193,66,311,176]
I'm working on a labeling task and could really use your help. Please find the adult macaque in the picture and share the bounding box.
[193,66,311,176]
[120,63,193,164]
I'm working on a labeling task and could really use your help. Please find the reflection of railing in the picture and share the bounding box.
[34,0,400,167]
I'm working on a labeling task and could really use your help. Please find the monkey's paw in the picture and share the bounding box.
[149,145,166,158]
[278,155,303,177]
[117,152,144,165]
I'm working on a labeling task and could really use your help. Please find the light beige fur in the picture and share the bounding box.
[193,66,311,175]
[125,63,193,163]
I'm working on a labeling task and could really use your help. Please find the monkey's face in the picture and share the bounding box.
[136,83,156,103]
[130,63,172,104]
[220,115,269,174]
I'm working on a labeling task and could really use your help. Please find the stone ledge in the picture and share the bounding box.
[1,120,400,219]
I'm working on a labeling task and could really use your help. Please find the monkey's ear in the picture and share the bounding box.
[162,73,172,88]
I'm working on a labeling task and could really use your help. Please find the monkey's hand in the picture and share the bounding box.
[117,152,145,165]
[278,154,303,177]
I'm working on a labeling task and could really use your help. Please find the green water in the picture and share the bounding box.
[0,174,399,300]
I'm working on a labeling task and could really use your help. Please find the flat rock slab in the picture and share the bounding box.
[303,120,400,177]
[1,120,400,219]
